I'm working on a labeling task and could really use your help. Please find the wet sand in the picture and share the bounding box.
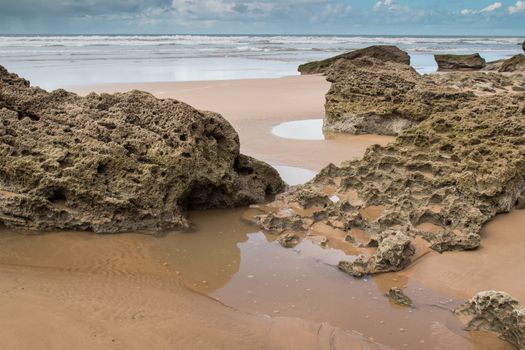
[404,209,525,302]
[1,76,522,349]
[0,227,381,350]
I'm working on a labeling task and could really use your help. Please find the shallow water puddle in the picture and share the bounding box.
[0,210,511,349]
[152,208,510,350]
[272,119,325,140]
[273,165,317,186]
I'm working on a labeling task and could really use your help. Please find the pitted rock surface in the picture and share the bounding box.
[0,65,285,233]
[253,48,525,276]
[323,55,475,136]
[455,291,525,349]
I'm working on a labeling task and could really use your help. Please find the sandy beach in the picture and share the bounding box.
[73,76,525,303]
[0,73,521,349]
[0,75,394,350]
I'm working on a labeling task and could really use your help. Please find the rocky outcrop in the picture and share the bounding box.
[338,230,414,277]
[523,40,525,52]
[251,57,525,276]
[435,54,486,71]
[499,54,525,73]
[298,45,410,75]
[455,291,525,349]
[0,65,285,233]
[484,54,525,73]
[323,52,475,136]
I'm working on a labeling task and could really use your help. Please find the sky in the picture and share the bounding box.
[0,0,524,35]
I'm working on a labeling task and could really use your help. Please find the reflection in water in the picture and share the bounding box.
[273,165,317,186]
[272,119,325,140]
[153,208,510,350]
[151,208,252,293]
[0,207,512,349]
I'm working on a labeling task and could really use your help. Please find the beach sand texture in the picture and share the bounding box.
[0,75,522,349]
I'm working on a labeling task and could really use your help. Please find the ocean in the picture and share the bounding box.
[0,35,522,90]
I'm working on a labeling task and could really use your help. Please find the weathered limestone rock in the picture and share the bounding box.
[0,65,285,233]
[500,54,525,73]
[251,48,525,276]
[484,54,525,73]
[455,291,525,349]
[386,287,414,307]
[434,54,486,71]
[306,46,525,137]
[338,231,414,277]
[323,53,474,135]
[298,45,410,75]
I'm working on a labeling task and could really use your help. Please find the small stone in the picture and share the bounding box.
[277,232,301,248]
[386,287,414,307]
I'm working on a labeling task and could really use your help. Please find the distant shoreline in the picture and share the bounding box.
[1,33,524,38]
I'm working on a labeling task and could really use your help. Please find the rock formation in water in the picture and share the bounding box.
[297,45,410,75]
[523,40,525,52]
[253,47,525,277]
[338,230,414,277]
[455,291,524,349]
[0,65,285,233]
[386,287,413,307]
[434,54,486,71]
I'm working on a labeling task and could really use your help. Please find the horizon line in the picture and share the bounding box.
[0,33,524,38]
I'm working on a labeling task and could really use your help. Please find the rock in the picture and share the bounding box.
[278,232,301,248]
[484,54,525,73]
[338,231,414,277]
[499,54,525,73]
[386,287,414,307]
[455,291,525,349]
[323,51,474,136]
[0,65,285,233]
[250,48,525,274]
[523,40,525,52]
[434,54,486,71]
[298,45,410,75]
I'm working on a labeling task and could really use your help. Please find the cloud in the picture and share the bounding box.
[0,0,524,35]
[480,2,502,12]
[508,0,525,14]
[373,0,408,12]
[461,2,502,15]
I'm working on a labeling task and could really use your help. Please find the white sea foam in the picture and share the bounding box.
[0,35,522,89]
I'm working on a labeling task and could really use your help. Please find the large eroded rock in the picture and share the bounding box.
[251,52,525,276]
[434,54,486,71]
[298,45,410,75]
[455,291,525,349]
[323,53,475,136]
[323,47,525,136]
[0,65,285,233]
